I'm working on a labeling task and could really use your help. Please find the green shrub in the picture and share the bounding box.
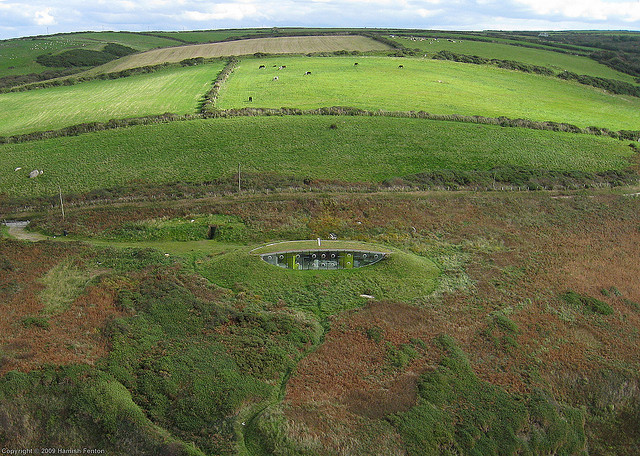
[21,316,50,329]
[623,299,640,311]
[558,70,640,98]
[560,291,614,315]
[0,366,202,455]
[101,270,318,454]
[102,43,137,58]
[365,326,384,343]
[386,342,419,369]
[36,43,136,68]
[36,49,115,68]
[494,314,519,334]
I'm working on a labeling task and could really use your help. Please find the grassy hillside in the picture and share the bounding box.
[149,28,379,44]
[0,62,223,135]
[218,56,640,130]
[3,191,640,455]
[0,116,634,197]
[88,36,391,75]
[395,36,638,83]
[200,246,439,318]
[2,29,640,456]
[0,32,178,78]
[149,29,277,44]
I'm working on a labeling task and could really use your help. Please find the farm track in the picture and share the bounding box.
[0,186,625,219]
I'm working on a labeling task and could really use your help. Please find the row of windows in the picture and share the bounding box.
[261,250,386,270]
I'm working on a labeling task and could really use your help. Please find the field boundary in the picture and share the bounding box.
[432,50,640,98]
[1,58,228,94]
[204,106,640,140]
[200,58,238,113]
[2,106,638,146]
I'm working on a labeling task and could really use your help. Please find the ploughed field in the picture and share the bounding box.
[217,56,640,130]
[88,35,391,74]
[0,116,634,197]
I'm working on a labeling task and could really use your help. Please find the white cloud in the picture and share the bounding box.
[513,0,640,22]
[0,0,639,40]
[34,7,55,25]
[416,8,443,18]
[181,3,261,21]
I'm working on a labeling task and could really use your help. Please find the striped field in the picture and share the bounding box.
[0,62,224,136]
[87,36,391,74]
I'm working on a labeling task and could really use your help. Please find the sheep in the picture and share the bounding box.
[273,76,278,80]
[304,71,311,75]
[398,65,404,68]
[258,65,265,69]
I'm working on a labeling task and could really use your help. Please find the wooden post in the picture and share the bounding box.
[58,184,65,221]
[238,163,241,193]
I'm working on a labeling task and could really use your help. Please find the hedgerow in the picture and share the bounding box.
[35,43,137,68]
[557,71,640,97]
[3,106,636,146]
[433,50,554,76]
[433,50,640,98]
[200,57,238,113]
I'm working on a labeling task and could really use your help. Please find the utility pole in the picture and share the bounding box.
[58,184,65,221]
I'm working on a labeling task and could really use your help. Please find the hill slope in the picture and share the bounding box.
[218,56,640,131]
[87,35,391,74]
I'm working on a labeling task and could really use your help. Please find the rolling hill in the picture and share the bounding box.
[1,29,639,456]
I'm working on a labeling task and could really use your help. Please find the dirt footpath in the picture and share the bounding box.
[4,221,48,242]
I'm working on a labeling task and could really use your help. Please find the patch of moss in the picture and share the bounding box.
[561,291,613,315]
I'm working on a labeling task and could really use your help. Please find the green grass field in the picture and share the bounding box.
[0,62,224,136]
[218,56,640,131]
[0,32,177,78]
[395,37,637,83]
[0,116,633,197]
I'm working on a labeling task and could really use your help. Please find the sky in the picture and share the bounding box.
[1,0,640,40]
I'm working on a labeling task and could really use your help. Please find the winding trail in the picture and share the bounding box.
[237,326,327,455]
